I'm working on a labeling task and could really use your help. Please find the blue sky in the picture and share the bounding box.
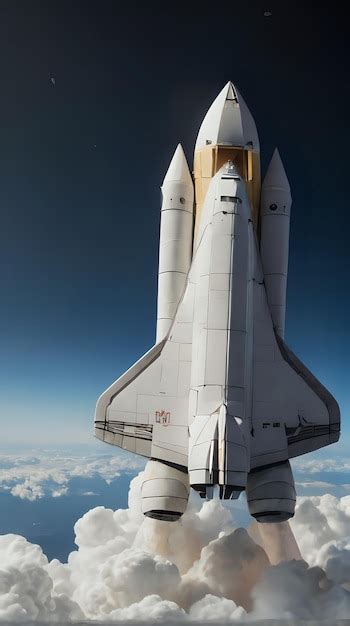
[0,2,348,448]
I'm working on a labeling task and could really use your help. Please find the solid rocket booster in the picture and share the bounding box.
[260,149,292,338]
[156,145,194,341]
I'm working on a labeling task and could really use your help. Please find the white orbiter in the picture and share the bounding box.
[94,82,340,523]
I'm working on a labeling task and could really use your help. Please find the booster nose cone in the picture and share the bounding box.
[261,148,292,216]
[162,143,193,186]
[262,148,291,194]
[195,81,259,152]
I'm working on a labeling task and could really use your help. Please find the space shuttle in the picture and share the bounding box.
[94,82,340,523]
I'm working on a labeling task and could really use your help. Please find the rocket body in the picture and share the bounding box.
[95,82,340,524]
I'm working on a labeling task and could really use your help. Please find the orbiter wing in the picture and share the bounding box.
[248,234,340,469]
[95,278,195,468]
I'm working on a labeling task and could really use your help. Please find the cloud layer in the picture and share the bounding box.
[292,457,350,475]
[0,452,143,500]
[2,451,349,502]
[0,469,350,622]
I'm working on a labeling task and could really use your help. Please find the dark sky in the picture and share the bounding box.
[0,1,348,444]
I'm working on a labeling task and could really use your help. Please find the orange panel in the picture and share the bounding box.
[193,145,261,240]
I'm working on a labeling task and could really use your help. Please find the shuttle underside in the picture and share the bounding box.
[94,82,340,523]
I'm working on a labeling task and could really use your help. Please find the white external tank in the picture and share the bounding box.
[156,144,194,342]
[141,460,190,521]
[246,460,296,523]
[259,148,292,338]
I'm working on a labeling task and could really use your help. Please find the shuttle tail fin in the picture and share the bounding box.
[188,405,249,499]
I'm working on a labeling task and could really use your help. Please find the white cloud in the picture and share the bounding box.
[107,595,186,622]
[316,538,350,587]
[0,535,83,622]
[290,494,350,566]
[0,452,143,500]
[292,457,350,475]
[296,480,337,490]
[188,595,245,621]
[52,486,69,498]
[10,479,45,501]
[250,559,350,620]
[294,480,350,497]
[1,469,350,621]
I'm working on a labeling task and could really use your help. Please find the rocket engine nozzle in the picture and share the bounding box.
[141,460,190,522]
[246,460,296,523]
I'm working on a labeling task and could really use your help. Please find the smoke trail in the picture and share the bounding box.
[1,471,350,621]
[248,520,302,565]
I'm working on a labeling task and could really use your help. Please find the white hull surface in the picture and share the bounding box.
[95,82,340,523]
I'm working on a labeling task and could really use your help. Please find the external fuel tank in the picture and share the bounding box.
[193,82,261,240]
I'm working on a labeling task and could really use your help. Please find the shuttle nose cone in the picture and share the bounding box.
[262,148,291,194]
[162,144,193,186]
[195,81,259,153]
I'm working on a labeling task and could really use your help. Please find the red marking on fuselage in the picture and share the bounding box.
[155,410,171,426]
